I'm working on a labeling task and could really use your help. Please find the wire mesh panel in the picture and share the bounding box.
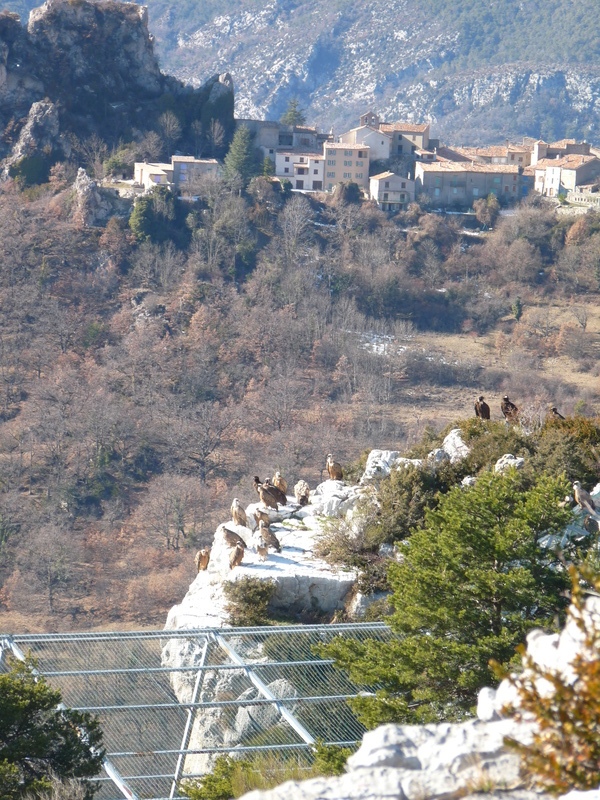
[5,623,392,800]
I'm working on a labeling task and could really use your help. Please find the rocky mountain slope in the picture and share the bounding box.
[5,0,600,144]
[0,0,234,163]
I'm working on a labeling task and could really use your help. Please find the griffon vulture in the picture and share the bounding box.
[259,520,281,553]
[272,471,288,496]
[263,478,287,506]
[231,498,248,528]
[500,396,519,423]
[326,454,343,481]
[573,481,597,515]
[229,542,245,570]
[294,479,310,506]
[194,548,210,572]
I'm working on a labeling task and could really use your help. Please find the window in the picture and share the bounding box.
[510,154,515,161]
[314,169,318,174]
[285,156,290,162]
[327,159,336,166]
[435,177,441,186]
[401,182,405,188]
[326,171,336,178]
[358,151,366,158]
[518,157,523,162]
[269,149,274,154]
[412,135,416,141]
[297,168,307,175]
[356,160,363,166]
[296,180,304,189]
[493,176,501,184]
[344,149,352,156]
[384,182,390,188]
[344,160,351,166]
[328,183,333,191]
[328,149,337,156]
[356,173,363,179]
[343,172,352,178]
[472,188,479,197]
[397,145,403,154]
[312,180,322,190]
[299,157,305,163]
[434,187,440,197]
[383,192,389,201]
[504,185,509,192]
[284,167,289,173]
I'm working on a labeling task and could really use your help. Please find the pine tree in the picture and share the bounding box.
[280,99,306,127]
[320,470,577,727]
[223,125,257,188]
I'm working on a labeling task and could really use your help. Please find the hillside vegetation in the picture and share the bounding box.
[0,154,598,631]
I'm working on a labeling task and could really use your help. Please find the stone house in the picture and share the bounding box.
[532,154,600,197]
[338,125,392,161]
[134,156,220,192]
[237,119,331,165]
[369,171,415,211]
[275,150,324,191]
[415,161,521,205]
[531,138,591,165]
[323,142,370,191]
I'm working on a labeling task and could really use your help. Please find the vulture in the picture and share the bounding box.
[218,525,247,549]
[257,481,279,511]
[474,396,490,420]
[194,547,210,572]
[500,396,519,423]
[259,519,281,553]
[253,476,262,496]
[263,478,287,506]
[294,479,310,506]
[326,454,344,481]
[272,471,288,496]
[256,536,269,562]
[229,542,245,570]
[230,498,248,528]
[253,508,271,528]
[550,406,565,420]
[573,481,597,515]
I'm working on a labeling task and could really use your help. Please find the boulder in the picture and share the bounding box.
[494,454,525,473]
[440,429,470,463]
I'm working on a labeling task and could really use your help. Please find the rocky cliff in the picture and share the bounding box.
[0,0,234,165]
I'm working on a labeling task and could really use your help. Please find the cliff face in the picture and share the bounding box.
[0,0,234,162]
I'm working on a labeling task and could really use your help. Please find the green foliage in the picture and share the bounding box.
[223,577,276,626]
[320,470,577,727]
[0,658,104,799]
[279,99,306,127]
[181,754,236,800]
[128,186,190,246]
[9,155,53,187]
[511,296,523,321]
[223,125,259,188]
[502,564,600,793]
[312,741,352,776]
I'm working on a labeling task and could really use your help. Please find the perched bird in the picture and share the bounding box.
[272,471,288,496]
[259,520,281,553]
[218,525,247,550]
[500,396,519,423]
[474,396,490,420]
[229,542,245,570]
[294,479,310,506]
[257,481,279,511]
[326,454,344,481]
[230,498,248,528]
[550,406,565,420]
[573,481,597,515]
[256,536,269,562]
[194,547,210,572]
[252,476,263,496]
[253,508,271,528]
[263,478,287,506]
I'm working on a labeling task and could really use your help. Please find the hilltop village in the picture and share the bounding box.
[133,109,600,212]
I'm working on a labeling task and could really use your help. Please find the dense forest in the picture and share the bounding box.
[0,153,598,631]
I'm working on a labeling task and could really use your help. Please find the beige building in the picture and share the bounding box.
[445,143,532,167]
[338,125,392,160]
[531,139,591,165]
[369,171,415,211]
[379,122,430,158]
[532,154,600,197]
[237,119,331,164]
[323,142,370,191]
[415,161,521,205]
[275,150,324,191]
[134,156,220,192]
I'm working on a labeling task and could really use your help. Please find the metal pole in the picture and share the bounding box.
[169,639,208,798]
[213,633,315,745]
[2,636,140,800]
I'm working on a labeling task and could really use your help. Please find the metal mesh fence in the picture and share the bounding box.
[3,623,392,800]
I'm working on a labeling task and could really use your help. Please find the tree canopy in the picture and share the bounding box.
[279,99,307,127]
[0,658,104,799]
[320,470,577,727]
